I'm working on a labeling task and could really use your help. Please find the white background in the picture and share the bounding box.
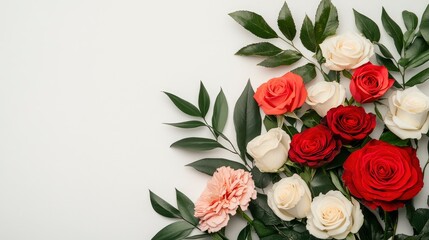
[0,0,428,239]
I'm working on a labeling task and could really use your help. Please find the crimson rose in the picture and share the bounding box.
[342,140,423,211]
[325,105,376,143]
[289,125,341,168]
[350,63,394,103]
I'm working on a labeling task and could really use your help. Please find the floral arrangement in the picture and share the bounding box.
[150,1,429,239]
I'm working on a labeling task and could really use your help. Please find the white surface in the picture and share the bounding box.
[0,0,428,239]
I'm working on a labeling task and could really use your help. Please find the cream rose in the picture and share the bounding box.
[267,174,311,220]
[306,81,346,117]
[246,128,290,172]
[306,191,364,239]
[319,32,374,71]
[384,86,429,140]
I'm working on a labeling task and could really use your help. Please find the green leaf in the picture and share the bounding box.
[257,50,302,68]
[253,220,276,238]
[353,9,381,42]
[186,158,247,176]
[184,234,211,239]
[291,63,317,83]
[407,49,429,68]
[405,68,429,87]
[238,225,252,240]
[300,15,318,52]
[329,171,348,196]
[358,206,384,240]
[420,5,429,45]
[233,80,262,160]
[176,189,198,226]
[382,8,404,54]
[410,208,429,234]
[342,70,353,79]
[229,11,278,39]
[405,37,429,60]
[249,193,282,225]
[326,149,350,170]
[314,0,339,43]
[301,109,322,128]
[263,115,278,131]
[164,92,201,117]
[198,82,210,118]
[251,167,276,189]
[403,11,418,31]
[310,170,336,196]
[152,221,194,240]
[212,89,228,136]
[404,30,416,49]
[149,190,181,218]
[379,130,410,147]
[236,42,283,56]
[375,54,399,72]
[277,2,296,40]
[375,42,394,59]
[164,120,206,129]
[374,103,383,121]
[170,137,224,151]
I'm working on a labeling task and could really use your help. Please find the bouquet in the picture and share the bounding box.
[150,0,429,239]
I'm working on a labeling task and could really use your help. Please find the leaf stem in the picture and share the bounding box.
[384,210,388,240]
[238,207,253,224]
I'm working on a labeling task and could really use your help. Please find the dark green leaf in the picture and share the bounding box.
[301,109,322,128]
[405,37,429,60]
[263,115,278,131]
[378,209,398,239]
[164,92,201,117]
[229,11,278,39]
[379,130,410,147]
[170,137,224,151]
[382,8,404,54]
[282,125,299,138]
[374,103,383,121]
[420,5,429,44]
[291,63,317,83]
[327,70,340,82]
[149,190,181,218]
[277,2,296,40]
[403,11,418,31]
[376,54,399,72]
[358,206,384,240]
[407,49,429,68]
[251,167,276,189]
[257,50,302,68]
[326,149,350,170]
[410,208,429,234]
[238,225,252,240]
[353,9,381,42]
[184,234,211,239]
[164,120,206,129]
[375,42,394,59]
[249,193,282,225]
[236,42,283,56]
[233,80,262,160]
[176,189,198,226]
[212,89,228,136]
[314,0,339,43]
[404,30,416,49]
[329,171,347,196]
[405,68,429,87]
[300,15,318,52]
[342,70,353,79]
[186,158,247,175]
[310,170,336,196]
[152,221,194,240]
[253,220,276,237]
[198,82,210,118]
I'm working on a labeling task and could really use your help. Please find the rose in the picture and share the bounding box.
[350,63,394,103]
[246,128,291,172]
[194,166,257,233]
[289,125,342,168]
[342,140,424,211]
[267,174,311,220]
[306,191,364,239]
[254,72,307,115]
[319,32,374,71]
[384,86,429,140]
[325,105,376,143]
[305,81,346,117]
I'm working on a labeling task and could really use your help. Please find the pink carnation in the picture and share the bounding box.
[194,166,257,233]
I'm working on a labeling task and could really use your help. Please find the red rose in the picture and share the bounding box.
[254,72,307,115]
[350,63,394,103]
[342,140,423,211]
[289,125,342,168]
[325,105,376,143]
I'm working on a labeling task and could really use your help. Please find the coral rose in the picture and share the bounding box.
[194,166,257,233]
[254,72,307,115]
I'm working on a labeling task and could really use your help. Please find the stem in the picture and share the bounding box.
[384,210,388,240]
[238,208,253,224]
[423,160,429,177]
[391,58,406,89]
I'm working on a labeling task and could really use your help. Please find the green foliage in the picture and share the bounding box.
[170,137,225,151]
[236,42,283,56]
[212,89,228,136]
[382,8,404,54]
[198,82,210,118]
[353,9,381,42]
[300,16,318,52]
[229,11,278,39]
[257,50,302,67]
[314,0,338,43]
[379,130,411,147]
[164,120,206,129]
[249,194,282,225]
[152,221,194,240]
[186,158,247,175]
[291,63,317,83]
[149,190,181,218]
[277,2,296,41]
[164,92,201,117]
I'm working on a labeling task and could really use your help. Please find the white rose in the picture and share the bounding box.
[267,174,311,220]
[306,191,364,240]
[384,86,429,140]
[320,32,374,71]
[306,81,346,117]
[246,128,290,172]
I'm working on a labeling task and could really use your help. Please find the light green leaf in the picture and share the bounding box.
[170,137,224,151]
[229,11,278,39]
[257,50,302,68]
[176,189,198,226]
[420,5,429,44]
[152,221,194,240]
[353,9,381,42]
[403,10,418,31]
[382,8,404,54]
[198,82,210,118]
[291,63,317,83]
[300,15,317,52]
[405,68,429,87]
[277,2,296,40]
[164,92,201,117]
[186,158,247,176]
[236,42,282,56]
[149,190,181,218]
[212,89,228,136]
[314,0,339,43]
